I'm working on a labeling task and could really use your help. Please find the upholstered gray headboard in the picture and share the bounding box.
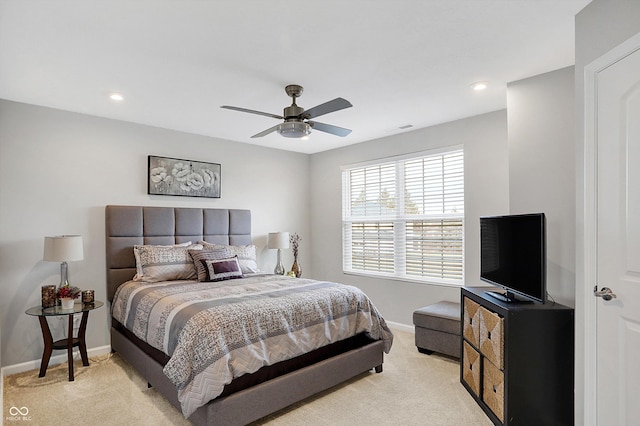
[105,205,251,301]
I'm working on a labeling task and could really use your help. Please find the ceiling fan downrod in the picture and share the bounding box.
[284,84,305,119]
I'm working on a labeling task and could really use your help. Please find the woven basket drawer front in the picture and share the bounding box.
[482,358,505,423]
[479,306,504,369]
[463,297,480,347]
[462,340,481,397]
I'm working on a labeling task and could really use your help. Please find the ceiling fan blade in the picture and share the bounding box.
[221,105,283,120]
[308,121,352,137]
[302,98,352,120]
[251,124,280,138]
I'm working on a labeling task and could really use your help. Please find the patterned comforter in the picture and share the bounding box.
[111,274,393,417]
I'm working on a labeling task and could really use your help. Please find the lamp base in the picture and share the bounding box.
[59,261,71,288]
[274,249,285,275]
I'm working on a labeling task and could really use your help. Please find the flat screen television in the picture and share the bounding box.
[480,213,547,303]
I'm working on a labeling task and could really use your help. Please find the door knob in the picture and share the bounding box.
[593,286,617,301]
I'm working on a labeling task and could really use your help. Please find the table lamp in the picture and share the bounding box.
[43,235,84,287]
[268,232,289,275]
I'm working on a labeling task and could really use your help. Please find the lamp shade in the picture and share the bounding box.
[43,235,84,262]
[268,232,290,250]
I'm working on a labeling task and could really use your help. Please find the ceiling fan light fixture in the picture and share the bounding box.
[277,121,311,138]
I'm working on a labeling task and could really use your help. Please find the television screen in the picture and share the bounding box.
[480,213,546,303]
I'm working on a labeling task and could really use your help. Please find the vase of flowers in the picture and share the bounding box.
[57,285,81,309]
[290,233,302,278]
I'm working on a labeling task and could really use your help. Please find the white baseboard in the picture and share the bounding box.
[1,345,112,377]
[386,320,414,333]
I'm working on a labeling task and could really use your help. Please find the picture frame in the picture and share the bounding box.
[147,155,221,198]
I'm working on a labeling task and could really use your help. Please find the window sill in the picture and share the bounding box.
[342,270,463,287]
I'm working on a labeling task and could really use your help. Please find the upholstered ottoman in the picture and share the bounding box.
[413,301,461,359]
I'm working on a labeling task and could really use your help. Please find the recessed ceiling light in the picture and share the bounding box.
[471,82,488,91]
[109,93,124,101]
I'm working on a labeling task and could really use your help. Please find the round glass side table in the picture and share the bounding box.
[25,301,104,381]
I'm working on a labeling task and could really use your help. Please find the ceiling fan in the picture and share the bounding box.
[221,84,352,139]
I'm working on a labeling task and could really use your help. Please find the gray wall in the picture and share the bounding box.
[507,66,575,307]
[575,2,640,425]
[309,110,510,326]
[0,100,310,367]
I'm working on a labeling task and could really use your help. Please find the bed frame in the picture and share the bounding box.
[105,205,385,425]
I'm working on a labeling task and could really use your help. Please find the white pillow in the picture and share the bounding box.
[133,243,202,282]
[133,241,193,279]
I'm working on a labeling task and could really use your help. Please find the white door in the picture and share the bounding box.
[595,44,640,425]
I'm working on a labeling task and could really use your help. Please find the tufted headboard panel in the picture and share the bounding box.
[105,205,251,301]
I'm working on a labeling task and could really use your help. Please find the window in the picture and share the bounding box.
[342,147,464,285]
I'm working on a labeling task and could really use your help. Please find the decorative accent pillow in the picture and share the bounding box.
[133,241,192,280]
[189,248,233,282]
[204,256,243,282]
[133,243,203,282]
[200,242,260,273]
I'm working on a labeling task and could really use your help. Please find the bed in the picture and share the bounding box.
[106,205,392,425]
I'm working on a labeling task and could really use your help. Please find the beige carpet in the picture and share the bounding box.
[3,329,491,425]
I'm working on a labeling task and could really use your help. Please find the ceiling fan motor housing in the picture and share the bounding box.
[284,104,305,118]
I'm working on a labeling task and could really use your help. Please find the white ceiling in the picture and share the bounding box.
[0,0,591,154]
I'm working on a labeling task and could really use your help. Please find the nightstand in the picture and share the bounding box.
[25,301,104,381]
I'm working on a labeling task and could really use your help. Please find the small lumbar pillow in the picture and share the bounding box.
[204,256,243,282]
